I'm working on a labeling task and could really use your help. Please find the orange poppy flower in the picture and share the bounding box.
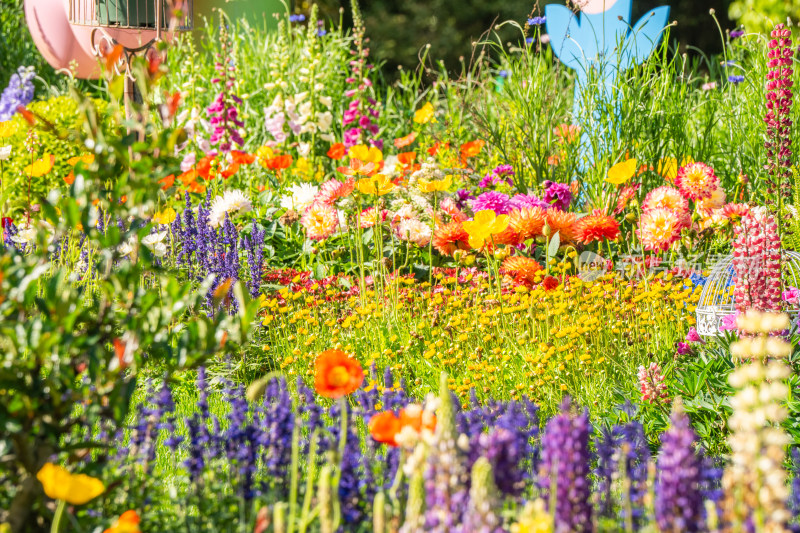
[397,152,416,167]
[103,44,124,72]
[64,172,75,185]
[166,92,181,118]
[459,139,485,159]
[186,181,206,194]
[394,132,418,149]
[264,154,293,171]
[314,349,363,398]
[159,174,175,190]
[103,510,141,533]
[220,164,240,179]
[369,411,401,446]
[337,158,377,177]
[327,143,347,160]
[195,155,215,179]
[427,141,449,156]
[230,151,256,165]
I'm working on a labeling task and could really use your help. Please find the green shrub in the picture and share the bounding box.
[1,96,109,218]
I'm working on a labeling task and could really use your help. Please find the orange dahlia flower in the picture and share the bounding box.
[508,207,547,240]
[721,203,750,224]
[675,162,719,200]
[502,256,543,285]
[574,214,620,244]
[314,349,363,398]
[545,210,577,242]
[433,221,470,256]
[301,202,339,240]
[636,208,683,252]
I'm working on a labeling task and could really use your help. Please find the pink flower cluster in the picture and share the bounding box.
[638,362,668,405]
[732,211,782,313]
[341,9,380,148]
[206,20,244,154]
[765,24,793,200]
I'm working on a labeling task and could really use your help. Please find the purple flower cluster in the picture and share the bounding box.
[460,392,539,497]
[478,165,515,189]
[538,399,593,532]
[543,180,572,211]
[169,193,265,313]
[206,21,244,154]
[0,66,35,122]
[655,408,705,532]
[510,193,550,211]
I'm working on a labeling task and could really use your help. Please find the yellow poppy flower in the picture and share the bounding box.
[24,154,55,177]
[605,158,637,185]
[36,463,105,505]
[461,209,510,249]
[0,121,15,138]
[67,154,95,166]
[357,174,395,196]
[413,102,435,124]
[348,145,383,163]
[417,175,451,193]
[153,207,177,225]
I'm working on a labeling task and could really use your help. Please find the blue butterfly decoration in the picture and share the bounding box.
[544,0,670,164]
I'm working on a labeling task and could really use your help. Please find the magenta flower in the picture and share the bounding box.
[719,313,739,331]
[472,191,511,215]
[685,327,703,344]
[783,287,800,305]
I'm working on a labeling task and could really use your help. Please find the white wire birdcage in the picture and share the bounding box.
[68,0,192,31]
[696,251,800,336]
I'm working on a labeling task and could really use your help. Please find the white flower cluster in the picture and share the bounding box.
[264,90,334,145]
[723,310,792,531]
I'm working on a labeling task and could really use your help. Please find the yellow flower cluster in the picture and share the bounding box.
[253,262,699,413]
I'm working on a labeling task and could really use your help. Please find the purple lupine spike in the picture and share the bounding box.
[328,400,372,526]
[258,377,294,497]
[180,192,196,267]
[789,449,800,531]
[244,225,265,298]
[594,425,616,517]
[154,381,184,450]
[615,420,650,528]
[424,379,469,532]
[96,209,106,234]
[655,407,705,532]
[296,377,326,453]
[538,398,593,533]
